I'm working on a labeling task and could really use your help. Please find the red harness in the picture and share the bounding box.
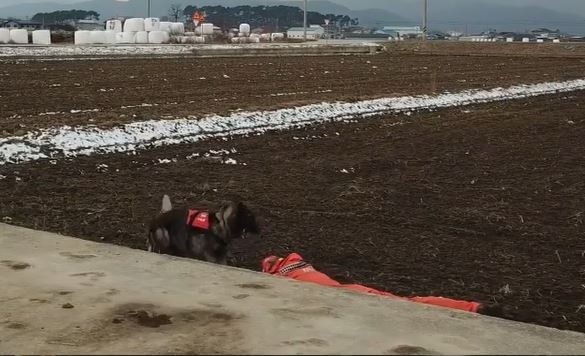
[186,209,210,230]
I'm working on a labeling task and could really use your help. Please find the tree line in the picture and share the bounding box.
[32,10,100,23]
[182,5,358,30]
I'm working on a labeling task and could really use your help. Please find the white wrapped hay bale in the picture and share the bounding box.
[260,33,271,42]
[144,18,160,32]
[271,32,284,41]
[194,36,205,44]
[553,39,561,43]
[239,23,250,37]
[90,30,106,44]
[75,30,91,45]
[115,32,124,44]
[148,31,170,44]
[185,32,195,36]
[537,39,544,43]
[0,28,10,43]
[32,30,51,45]
[170,22,185,35]
[522,37,530,43]
[506,37,514,43]
[115,32,136,44]
[124,18,145,33]
[135,31,149,44]
[250,36,260,43]
[104,30,117,44]
[106,20,123,33]
[120,32,136,44]
[10,29,29,44]
[231,37,240,44]
[201,23,214,35]
[160,22,172,32]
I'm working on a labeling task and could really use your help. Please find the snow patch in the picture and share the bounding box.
[96,163,109,172]
[156,158,177,164]
[1,79,585,165]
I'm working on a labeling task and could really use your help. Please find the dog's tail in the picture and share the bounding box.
[161,194,172,213]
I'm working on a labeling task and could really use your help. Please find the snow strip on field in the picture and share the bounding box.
[0,42,378,58]
[1,78,584,165]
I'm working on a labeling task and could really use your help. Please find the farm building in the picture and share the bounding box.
[287,25,324,40]
[65,19,103,31]
[375,26,423,39]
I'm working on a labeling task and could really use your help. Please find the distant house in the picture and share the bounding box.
[1,20,43,30]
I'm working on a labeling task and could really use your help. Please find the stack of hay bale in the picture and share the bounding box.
[74,18,189,45]
[0,28,51,45]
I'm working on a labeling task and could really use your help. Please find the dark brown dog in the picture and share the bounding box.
[147,195,259,265]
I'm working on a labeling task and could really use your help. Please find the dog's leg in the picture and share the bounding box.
[203,251,220,264]
[147,232,155,252]
[217,255,228,265]
[150,228,170,254]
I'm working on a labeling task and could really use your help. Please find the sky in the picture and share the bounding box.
[1,0,584,20]
[1,0,585,12]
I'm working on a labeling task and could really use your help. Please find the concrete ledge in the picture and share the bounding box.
[0,223,584,354]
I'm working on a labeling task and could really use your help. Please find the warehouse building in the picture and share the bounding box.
[286,25,324,40]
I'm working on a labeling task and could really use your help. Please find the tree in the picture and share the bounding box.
[181,4,350,31]
[32,10,99,24]
[168,4,183,22]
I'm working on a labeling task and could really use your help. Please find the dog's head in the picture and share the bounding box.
[214,201,260,240]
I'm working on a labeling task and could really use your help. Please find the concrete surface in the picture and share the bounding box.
[1,223,584,355]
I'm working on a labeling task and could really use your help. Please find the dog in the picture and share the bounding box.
[147,195,259,265]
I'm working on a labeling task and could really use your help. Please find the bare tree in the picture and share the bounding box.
[168,4,183,22]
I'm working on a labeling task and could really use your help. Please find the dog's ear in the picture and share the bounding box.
[161,195,172,213]
[222,201,239,226]
[211,202,238,240]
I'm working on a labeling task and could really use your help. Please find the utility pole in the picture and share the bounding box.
[147,0,151,18]
[303,0,307,41]
[422,0,428,40]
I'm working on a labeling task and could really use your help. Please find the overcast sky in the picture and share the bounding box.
[1,0,584,14]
